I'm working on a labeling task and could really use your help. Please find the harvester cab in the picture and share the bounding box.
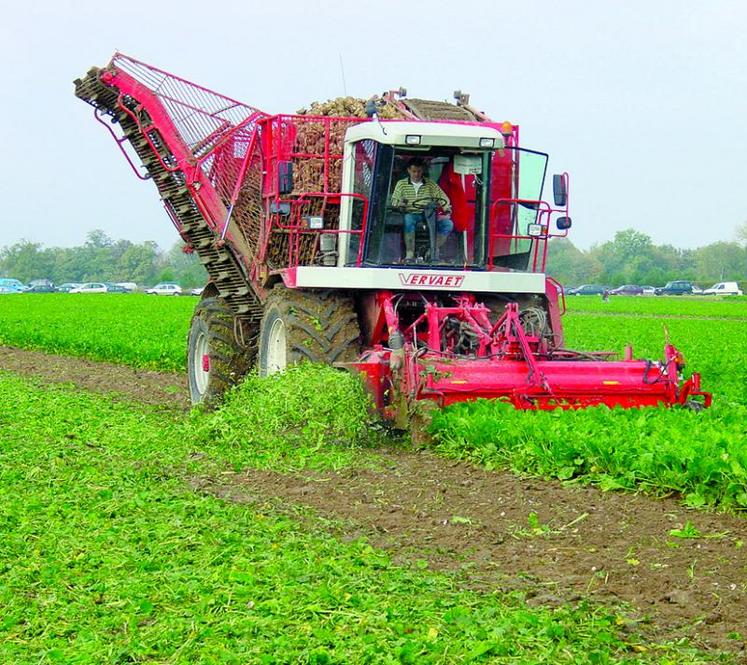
[73,53,711,420]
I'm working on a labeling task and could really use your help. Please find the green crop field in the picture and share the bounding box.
[1,293,746,661]
[3,371,720,663]
[565,294,747,319]
[1,293,746,511]
[431,299,747,512]
[0,293,195,371]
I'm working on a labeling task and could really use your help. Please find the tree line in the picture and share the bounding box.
[0,231,207,288]
[547,226,747,288]
[2,226,746,290]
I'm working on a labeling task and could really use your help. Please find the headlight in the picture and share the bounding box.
[527,223,545,237]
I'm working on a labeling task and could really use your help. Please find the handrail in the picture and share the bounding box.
[93,108,151,181]
[270,192,371,267]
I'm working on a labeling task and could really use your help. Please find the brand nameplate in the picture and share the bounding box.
[398,272,465,288]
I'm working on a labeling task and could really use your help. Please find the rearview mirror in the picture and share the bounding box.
[556,216,572,230]
[278,161,293,195]
[553,174,567,207]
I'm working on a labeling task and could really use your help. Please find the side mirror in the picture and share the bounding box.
[365,99,378,118]
[553,174,567,207]
[278,161,293,195]
[556,216,572,230]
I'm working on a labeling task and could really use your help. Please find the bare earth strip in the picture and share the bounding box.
[193,459,747,654]
[0,345,190,411]
[2,345,745,655]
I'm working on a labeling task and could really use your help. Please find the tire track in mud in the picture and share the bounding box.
[0,345,190,411]
[3,345,746,655]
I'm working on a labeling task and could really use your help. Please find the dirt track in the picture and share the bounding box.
[0,345,190,410]
[3,345,746,656]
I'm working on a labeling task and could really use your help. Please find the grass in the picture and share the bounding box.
[2,292,746,514]
[429,400,747,512]
[193,364,387,473]
[564,295,747,319]
[1,372,722,663]
[0,293,195,370]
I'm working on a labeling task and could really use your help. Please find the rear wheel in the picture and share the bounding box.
[258,286,360,375]
[187,295,257,406]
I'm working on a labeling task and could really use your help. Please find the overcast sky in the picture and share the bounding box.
[0,0,744,251]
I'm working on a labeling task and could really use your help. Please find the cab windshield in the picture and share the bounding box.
[347,142,549,271]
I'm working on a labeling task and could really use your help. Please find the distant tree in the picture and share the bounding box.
[693,242,747,283]
[590,229,656,284]
[157,268,177,283]
[737,221,747,245]
[162,242,208,288]
[85,230,114,249]
[0,240,53,283]
[546,238,601,285]
[77,229,116,280]
[115,241,160,285]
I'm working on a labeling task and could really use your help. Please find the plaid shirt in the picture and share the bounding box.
[390,178,451,212]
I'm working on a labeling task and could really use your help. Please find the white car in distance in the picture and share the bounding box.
[146,283,183,296]
[70,282,108,293]
[702,281,743,296]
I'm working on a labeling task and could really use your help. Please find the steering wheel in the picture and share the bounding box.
[409,196,449,212]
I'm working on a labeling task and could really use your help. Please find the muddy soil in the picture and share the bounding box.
[193,457,747,655]
[0,346,189,410]
[3,345,746,656]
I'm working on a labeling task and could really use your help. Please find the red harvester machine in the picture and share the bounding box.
[74,53,711,423]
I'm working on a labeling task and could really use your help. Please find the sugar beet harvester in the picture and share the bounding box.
[74,53,710,423]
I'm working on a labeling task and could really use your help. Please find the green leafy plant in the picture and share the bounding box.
[0,374,717,663]
[669,521,703,539]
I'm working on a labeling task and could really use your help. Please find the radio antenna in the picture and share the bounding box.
[338,53,348,96]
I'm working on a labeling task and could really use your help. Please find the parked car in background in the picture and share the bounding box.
[702,281,744,296]
[115,282,138,292]
[655,280,697,296]
[24,284,57,293]
[145,283,182,296]
[0,278,25,291]
[610,284,643,296]
[25,279,54,290]
[70,282,109,293]
[640,285,656,296]
[104,283,129,293]
[56,283,83,292]
[190,286,205,296]
[0,285,23,295]
[567,284,607,296]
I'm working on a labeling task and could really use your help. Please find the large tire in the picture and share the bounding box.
[187,295,257,406]
[258,286,360,375]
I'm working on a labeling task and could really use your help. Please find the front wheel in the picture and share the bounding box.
[258,286,360,376]
[187,295,257,406]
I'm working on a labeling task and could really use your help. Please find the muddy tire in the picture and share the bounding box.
[258,286,360,375]
[187,295,257,406]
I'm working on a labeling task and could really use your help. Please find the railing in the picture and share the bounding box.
[268,192,371,267]
[109,53,263,156]
[487,198,568,273]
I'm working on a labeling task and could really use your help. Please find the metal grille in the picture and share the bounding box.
[110,53,264,158]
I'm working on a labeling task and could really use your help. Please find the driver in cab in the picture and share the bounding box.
[390,157,453,261]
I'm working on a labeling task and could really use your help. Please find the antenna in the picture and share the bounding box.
[338,53,348,96]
